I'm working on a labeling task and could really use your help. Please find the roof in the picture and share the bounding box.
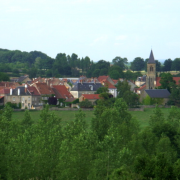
[156,77,180,87]
[145,89,170,98]
[82,94,100,100]
[98,76,108,82]
[104,80,116,89]
[11,87,31,96]
[52,85,73,99]
[137,84,146,91]
[17,76,29,82]
[71,82,103,91]
[0,88,10,94]
[27,86,40,96]
[65,98,77,102]
[35,83,54,95]
[148,50,156,64]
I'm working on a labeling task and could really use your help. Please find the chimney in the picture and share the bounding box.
[10,88,12,95]
[18,88,20,96]
[25,84,27,93]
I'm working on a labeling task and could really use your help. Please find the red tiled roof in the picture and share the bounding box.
[137,84,146,90]
[52,85,73,99]
[112,79,119,84]
[156,77,180,87]
[82,94,100,100]
[35,83,54,95]
[0,88,10,94]
[104,80,116,89]
[27,86,40,96]
[98,76,108,82]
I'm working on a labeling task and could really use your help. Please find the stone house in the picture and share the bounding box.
[70,82,103,98]
[5,86,32,109]
[145,89,171,105]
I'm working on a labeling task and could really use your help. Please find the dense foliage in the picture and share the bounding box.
[1,101,180,179]
[1,48,179,81]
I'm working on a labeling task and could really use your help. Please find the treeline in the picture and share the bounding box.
[1,99,180,179]
[130,57,180,72]
[1,48,180,79]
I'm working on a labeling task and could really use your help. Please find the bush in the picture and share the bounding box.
[6,102,21,109]
[79,99,93,108]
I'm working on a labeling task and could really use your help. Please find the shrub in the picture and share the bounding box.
[79,99,93,108]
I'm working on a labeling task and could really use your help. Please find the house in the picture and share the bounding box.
[27,86,41,107]
[79,94,100,105]
[145,89,171,105]
[5,86,32,109]
[52,85,73,100]
[11,76,31,83]
[0,88,10,106]
[103,80,117,97]
[33,83,54,104]
[70,82,103,98]
[98,76,115,85]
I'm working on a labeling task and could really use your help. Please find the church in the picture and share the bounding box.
[136,50,172,103]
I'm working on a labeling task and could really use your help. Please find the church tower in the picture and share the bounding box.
[146,50,156,89]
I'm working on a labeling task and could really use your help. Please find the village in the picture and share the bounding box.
[0,50,177,110]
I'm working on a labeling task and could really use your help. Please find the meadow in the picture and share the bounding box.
[12,107,172,129]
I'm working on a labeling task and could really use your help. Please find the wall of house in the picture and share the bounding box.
[32,96,42,106]
[70,91,78,98]
[108,89,117,97]
[5,95,32,109]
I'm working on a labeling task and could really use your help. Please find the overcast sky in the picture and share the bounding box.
[0,0,180,62]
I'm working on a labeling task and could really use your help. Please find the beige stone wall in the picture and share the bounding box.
[70,91,78,98]
[5,95,32,109]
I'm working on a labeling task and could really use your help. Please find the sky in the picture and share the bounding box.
[0,0,180,62]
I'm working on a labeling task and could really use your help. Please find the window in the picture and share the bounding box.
[25,100,27,103]
[22,103,24,107]
[13,97,15,101]
[28,97,30,101]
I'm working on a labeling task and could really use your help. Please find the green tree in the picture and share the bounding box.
[163,59,172,71]
[158,73,176,92]
[112,56,128,70]
[130,57,145,71]
[171,58,180,71]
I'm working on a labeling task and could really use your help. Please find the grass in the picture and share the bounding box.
[12,107,172,129]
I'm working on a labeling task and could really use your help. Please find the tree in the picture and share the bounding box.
[171,58,180,71]
[163,59,172,71]
[130,57,145,71]
[158,73,176,92]
[95,86,108,94]
[112,56,128,70]
[92,69,100,77]
[48,97,57,105]
[0,72,10,81]
[109,70,121,79]
[155,60,162,72]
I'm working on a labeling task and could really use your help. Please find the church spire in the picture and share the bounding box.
[148,50,156,64]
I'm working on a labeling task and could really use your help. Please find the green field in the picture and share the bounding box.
[12,108,172,129]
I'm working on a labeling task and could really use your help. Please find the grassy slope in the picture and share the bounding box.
[12,108,171,129]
